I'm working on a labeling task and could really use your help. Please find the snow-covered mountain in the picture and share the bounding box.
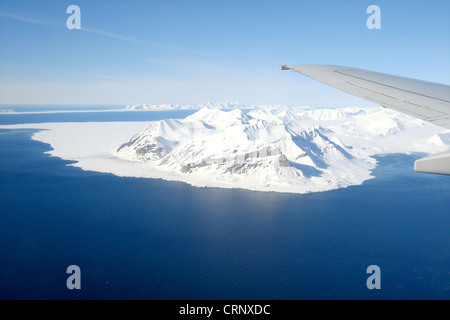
[113,106,449,193]
[114,108,378,193]
[5,105,447,194]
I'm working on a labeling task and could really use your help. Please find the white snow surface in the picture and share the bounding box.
[1,106,448,194]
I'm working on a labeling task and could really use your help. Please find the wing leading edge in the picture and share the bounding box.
[282,64,450,175]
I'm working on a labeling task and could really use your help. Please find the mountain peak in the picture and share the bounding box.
[184,107,252,127]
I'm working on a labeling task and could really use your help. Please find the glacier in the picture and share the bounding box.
[1,105,448,194]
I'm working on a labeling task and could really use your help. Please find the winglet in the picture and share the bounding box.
[414,150,450,175]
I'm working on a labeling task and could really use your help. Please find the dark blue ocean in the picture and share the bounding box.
[0,110,449,300]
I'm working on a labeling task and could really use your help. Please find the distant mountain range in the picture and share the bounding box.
[125,102,252,111]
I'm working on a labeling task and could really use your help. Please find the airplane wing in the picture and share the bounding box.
[282,65,450,175]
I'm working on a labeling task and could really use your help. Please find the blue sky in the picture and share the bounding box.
[0,0,449,106]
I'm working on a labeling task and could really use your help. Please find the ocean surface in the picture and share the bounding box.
[0,104,126,113]
[0,109,196,125]
[0,110,449,300]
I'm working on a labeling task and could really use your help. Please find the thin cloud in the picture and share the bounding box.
[82,27,219,57]
[0,12,60,26]
[0,11,219,57]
